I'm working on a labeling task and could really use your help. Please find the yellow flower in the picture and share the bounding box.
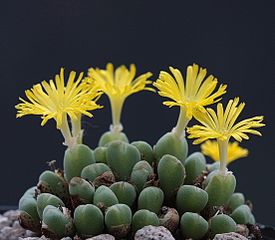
[87,63,153,132]
[154,64,227,138]
[201,140,249,164]
[16,68,102,148]
[188,97,264,172]
[187,97,264,144]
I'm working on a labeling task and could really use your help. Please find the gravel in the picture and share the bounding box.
[214,232,248,240]
[0,210,40,240]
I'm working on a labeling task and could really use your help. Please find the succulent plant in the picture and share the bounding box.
[18,194,41,233]
[37,170,69,201]
[69,177,95,206]
[157,154,185,200]
[205,171,236,206]
[180,212,209,239]
[36,193,65,219]
[105,204,132,238]
[131,140,155,165]
[130,160,154,193]
[81,163,111,182]
[154,132,188,164]
[64,144,95,182]
[16,64,265,239]
[138,186,164,214]
[98,131,129,147]
[184,152,206,184]
[226,192,245,211]
[94,146,108,164]
[230,204,255,224]
[176,185,208,214]
[74,204,104,237]
[106,140,140,181]
[109,181,137,208]
[42,205,75,238]
[93,185,119,209]
[209,214,237,237]
[132,209,159,233]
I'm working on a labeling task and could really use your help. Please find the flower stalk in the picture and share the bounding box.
[71,114,83,145]
[217,139,228,173]
[201,140,248,165]
[172,108,191,139]
[109,96,124,133]
[60,114,76,149]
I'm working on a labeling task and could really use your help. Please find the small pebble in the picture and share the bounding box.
[0,210,35,240]
[13,220,22,228]
[19,238,41,240]
[135,225,175,240]
[19,236,49,240]
[25,230,39,237]
[0,225,26,240]
[0,226,13,238]
[214,232,248,240]
[236,224,249,237]
[87,234,115,240]
[3,210,20,221]
[0,215,12,228]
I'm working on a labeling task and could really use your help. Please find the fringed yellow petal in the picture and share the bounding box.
[188,98,265,144]
[154,63,227,118]
[86,63,153,129]
[87,63,153,100]
[15,68,102,129]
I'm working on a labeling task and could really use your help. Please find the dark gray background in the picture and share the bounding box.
[1,0,274,225]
